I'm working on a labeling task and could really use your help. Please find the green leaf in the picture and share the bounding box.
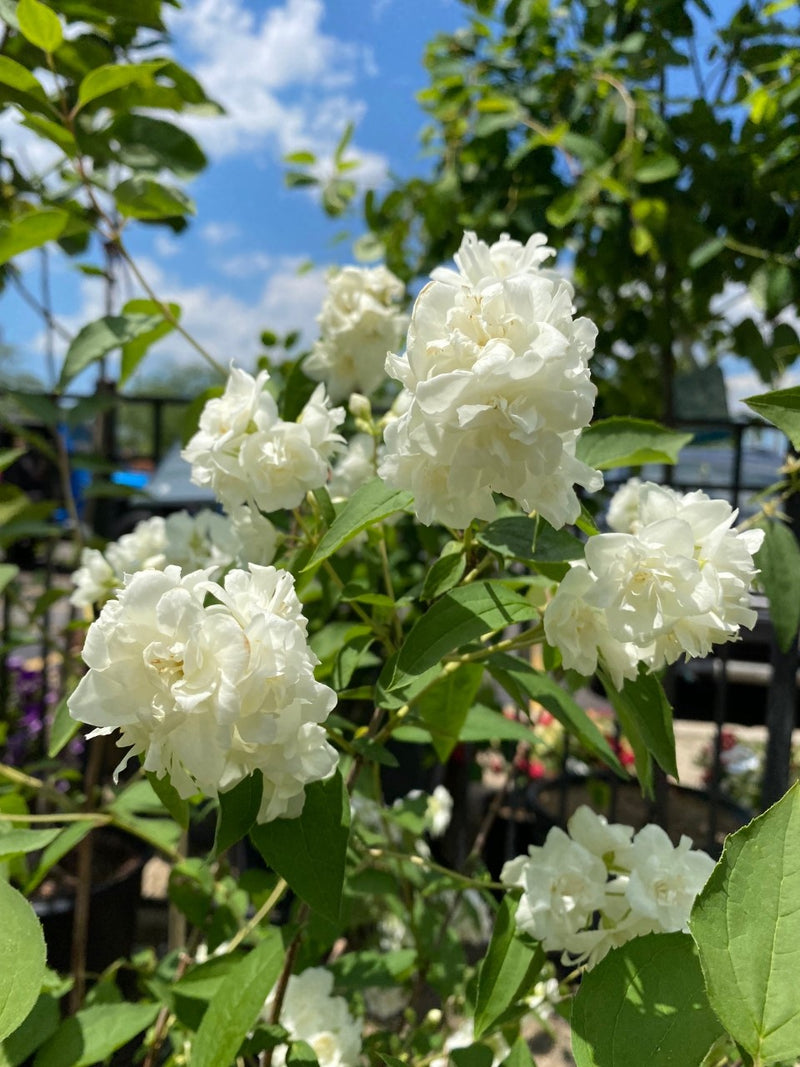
[0,992,59,1067]
[146,771,190,830]
[487,654,624,775]
[24,821,92,895]
[0,55,47,99]
[421,548,466,601]
[416,662,484,761]
[688,237,726,270]
[756,521,800,652]
[19,114,75,154]
[576,418,693,470]
[114,177,194,220]
[214,772,263,856]
[451,1046,494,1067]
[477,516,584,575]
[383,582,540,693]
[287,1041,320,1066]
[0,210,68,266]
[690,783,800,1064]
[76,59,167,108]
[190,931,284,1067]
[502,1035,537,1066]
[33,1002,160,1067]
[46,688,79,758]
[108,114,207,178]
[474,895,545,1038]
[602,667,677,779]
[303,478,412,568]
[571,932,722,1067]
[0,827,62,859]
[118,299,179,386]
[249,772,350,923]
[18,0,62,52]
[634,154,680,183]
[745,386,800,449]
[59,312,164,388]
[0,878,46,1042]
[0,564,18,595]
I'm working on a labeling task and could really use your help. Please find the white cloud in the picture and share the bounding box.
[30,255,328,385]
[169,0,388,184]
[218,251,274,278]
[200,221,241,246]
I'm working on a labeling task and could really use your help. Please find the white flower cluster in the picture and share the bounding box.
[263,967,361,1067]
[501,806,715,968]
[70,508,277,610]
[544,480,765,688]
[67,564,337,822]
[304,264,408,401]
[183,365,345,515]
[379,231,603,529]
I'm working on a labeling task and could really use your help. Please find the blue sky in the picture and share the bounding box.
[2,0,464,389]
[0,0,792,411]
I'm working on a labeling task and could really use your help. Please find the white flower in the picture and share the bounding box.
[264,967,361,1067]
[543,564,640,689]
[304,264,408,401]
[226,504,280,567]
[501,827,608,951]
[404,784,454,838]
[183,365,345,514]
[379,231,602,528]
[606,476,647,533]
[544,483,764,685]
[70,509,258,611]
[67,564,338,822]
[567,805,634,870]
[625,825,715,932]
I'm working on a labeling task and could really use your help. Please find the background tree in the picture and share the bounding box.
[309,0,800,420]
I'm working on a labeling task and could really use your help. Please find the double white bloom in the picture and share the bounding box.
[544,480,765,688]
[67,564,337,822]
[304,264,408,401]
[379,231,602,528]
[183,365,345,515]
[501,806,715,968]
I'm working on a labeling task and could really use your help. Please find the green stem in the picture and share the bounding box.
[226,878,289,953]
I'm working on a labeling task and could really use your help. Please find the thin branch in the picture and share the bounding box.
[7,268,74,344]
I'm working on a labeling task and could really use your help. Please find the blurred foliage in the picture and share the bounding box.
[292,0,800,420]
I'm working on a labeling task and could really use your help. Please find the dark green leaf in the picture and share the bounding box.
[576,418,692,471]
[59,312,164,388]
[24,821,92,895]
[304,478,412,568]
[0,827,62,859]
[756,521,800,652]
[114,177,194,220]
[0,991,59,1067]
[416,662,484,761]
[146,771,190,830]
[0,564,18,595]
[190,932,284,1067]
[287,1041,320,1066]
[383,582,540,693]
[571,933,722,1067]
[109,114,206,178]
[118,298,178,386]
[0,879,46,1042]
[249,772,350,923]
[488,654,624,775]
[690,783,800,1064]
[603,667,677,779]
[745,386,800,449]
[214,772,263,856]
[474,895,545,1038]
[421,548,466,601]
[33,1002,160,1067]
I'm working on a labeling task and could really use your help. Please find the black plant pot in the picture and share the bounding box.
[32,828,148,976]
